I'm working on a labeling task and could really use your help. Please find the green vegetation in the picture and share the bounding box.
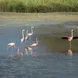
[0,0,78,12]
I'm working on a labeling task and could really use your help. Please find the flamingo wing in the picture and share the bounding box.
[61,37,68,40]
[73,37,78,39]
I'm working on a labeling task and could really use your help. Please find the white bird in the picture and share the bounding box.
[28,26,34,36]
[30,38,38,47]
[21,29,25,43]
[8,42,16,47]
[25,30,29,40]
[25,46,32,55]
[61,29,78,50]
[7,42,17,52]
[17,48,24,56]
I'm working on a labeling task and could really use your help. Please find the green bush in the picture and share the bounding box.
[0,0,78,12]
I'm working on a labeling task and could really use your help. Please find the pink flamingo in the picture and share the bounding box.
[8,42,16,47]
[61,29,78,49]
[28,26,34,36]
[25,46,32,55]
[17,48,24,56]
[7,42,17,52]
[21,29,25,43]
[61,29,78,54]
[61,29,78,41]
[30,38,38,47]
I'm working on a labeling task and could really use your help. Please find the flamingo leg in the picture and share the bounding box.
[26,49,28,55]
[7,46,12,52]
[7,46,9,52]
[69,41,71,50]
[12,47,13,52]
[31,50,32,55]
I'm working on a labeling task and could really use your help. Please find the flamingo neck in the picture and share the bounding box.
[31,27,33,34]
[26,30,28,36]
[22,30,24,38]
[36,38,38,45]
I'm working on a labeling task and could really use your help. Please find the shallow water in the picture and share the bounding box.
[0,18,78,78]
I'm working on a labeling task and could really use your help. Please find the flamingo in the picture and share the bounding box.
[8,42,16,48]
[25,30,29,40]
[21,29,25,43]
[61,29,78,41]
[17,48,20,56]
[30,38,38,47]
[61,29,78,54]
[17,48,24,56]
[7,42,17,52]
[28,26,34,36]
[25,46,32,55]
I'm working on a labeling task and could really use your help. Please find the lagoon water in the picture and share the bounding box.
[0,17,78,78]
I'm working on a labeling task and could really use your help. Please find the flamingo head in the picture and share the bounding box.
[22,29,25,31]
[71,29,73,32]
[31,26,34,28]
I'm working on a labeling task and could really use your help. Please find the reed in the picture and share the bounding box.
[0,0,78,12]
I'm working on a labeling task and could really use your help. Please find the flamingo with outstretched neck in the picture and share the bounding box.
[28,26,34,36]
[61,29,78,55]
[21,29,25,43]
[61,29,78,41]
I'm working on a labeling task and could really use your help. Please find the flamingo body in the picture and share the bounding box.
[30,38,38,47]
[8,42,16,47]
[25,46,32,55]
[7,42,17,52]
[61,36,78,41]
[25,46,32,51]
[61,29,78,41]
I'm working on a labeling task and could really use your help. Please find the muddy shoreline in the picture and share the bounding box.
[0,12,78,21]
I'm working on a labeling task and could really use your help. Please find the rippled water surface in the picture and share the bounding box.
[0,18,78,78]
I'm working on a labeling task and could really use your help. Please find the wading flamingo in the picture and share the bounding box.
[25,46,32,55]
[17,48,24,56]
[7,42,17,52]
[61,29,78,55]
[28,26,34,36]
[21,29,25,43]
[30,38,38,47]
[25,30,29,40]
[61,29,78,41]
[8,42,16,48]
